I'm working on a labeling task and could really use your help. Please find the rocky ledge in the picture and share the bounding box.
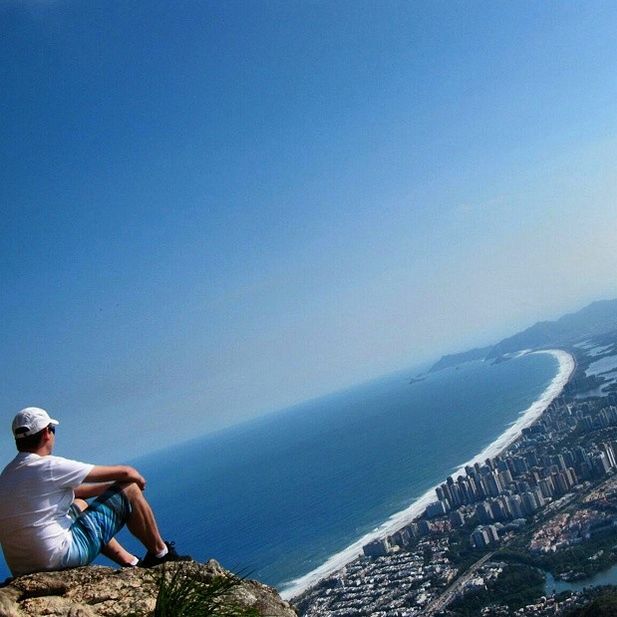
[0,560,297,617]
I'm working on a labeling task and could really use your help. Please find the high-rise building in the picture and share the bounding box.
[425,501,448,519]
[449,510,465,528]
[475,502,494,524]
[363,538,393,557]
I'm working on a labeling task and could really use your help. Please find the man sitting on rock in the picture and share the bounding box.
[0,407,190,577]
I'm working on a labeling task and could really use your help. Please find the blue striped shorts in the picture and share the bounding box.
[62,485,132,567]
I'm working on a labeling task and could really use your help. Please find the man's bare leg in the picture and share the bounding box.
[100,540,138,566]
[73,498,138,567]
[117,482,167,555]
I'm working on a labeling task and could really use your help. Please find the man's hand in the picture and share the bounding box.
[125,467,147,490]
[84,465,147,490]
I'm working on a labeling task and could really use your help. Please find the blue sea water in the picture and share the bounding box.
[0,353,559,587]
[126,353,558,590]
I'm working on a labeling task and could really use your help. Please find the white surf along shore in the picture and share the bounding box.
[281,349,576,600]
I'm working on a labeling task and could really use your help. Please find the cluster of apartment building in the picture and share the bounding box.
[298,372,617,616]
[477,590,591,617]
[529,491,617,553]
[298,538,457,617]
[355,402,617,560]
[429,403,617,549]
[358,402,617,558]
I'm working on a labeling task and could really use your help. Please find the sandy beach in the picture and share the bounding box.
[281,349,576,600]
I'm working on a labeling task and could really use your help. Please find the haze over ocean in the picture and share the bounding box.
[22,350,556,591]
[3,3,617,465]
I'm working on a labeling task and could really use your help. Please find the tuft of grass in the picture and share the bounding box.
[151,564,261,617]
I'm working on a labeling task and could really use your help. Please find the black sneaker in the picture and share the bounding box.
[138,541,192,568]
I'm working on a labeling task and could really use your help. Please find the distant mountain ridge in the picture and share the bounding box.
[429,298,617,373]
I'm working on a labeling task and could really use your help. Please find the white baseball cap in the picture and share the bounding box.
[12,407,59,439]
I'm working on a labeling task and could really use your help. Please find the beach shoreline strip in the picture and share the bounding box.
[281,349,576,601]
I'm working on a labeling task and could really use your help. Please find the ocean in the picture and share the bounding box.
[0,352,562,590]
[126,352,561,594]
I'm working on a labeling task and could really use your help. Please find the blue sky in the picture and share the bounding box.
[2,1,617,461]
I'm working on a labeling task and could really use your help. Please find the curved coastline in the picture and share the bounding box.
[281,349,576,600]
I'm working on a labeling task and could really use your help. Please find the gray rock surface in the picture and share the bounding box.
[0,561,297,617]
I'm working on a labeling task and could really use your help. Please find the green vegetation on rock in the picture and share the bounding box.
[149,565,260,617]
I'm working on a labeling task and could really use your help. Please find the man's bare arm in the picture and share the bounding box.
[84,465,147,490]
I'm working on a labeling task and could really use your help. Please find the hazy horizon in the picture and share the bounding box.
[2,1,617,461]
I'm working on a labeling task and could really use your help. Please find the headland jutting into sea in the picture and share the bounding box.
[283,349,575,600]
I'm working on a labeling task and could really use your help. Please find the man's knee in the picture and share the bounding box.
[115,481,142,502]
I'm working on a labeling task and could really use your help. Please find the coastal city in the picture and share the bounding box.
[295,333,617,617]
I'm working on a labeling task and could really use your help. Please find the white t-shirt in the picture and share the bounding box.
[0,452,94,576]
